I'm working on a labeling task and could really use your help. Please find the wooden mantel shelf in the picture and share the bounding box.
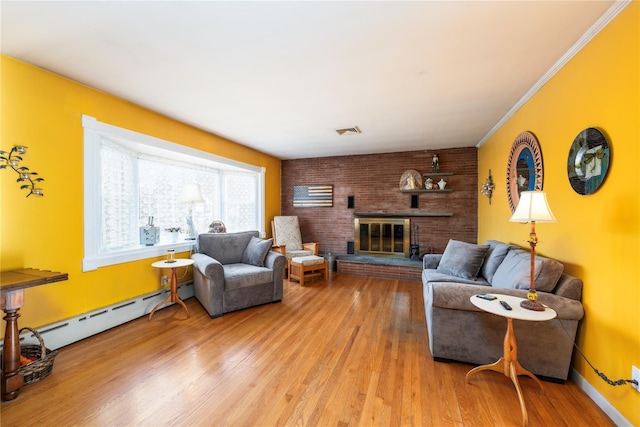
[355,212,453,218]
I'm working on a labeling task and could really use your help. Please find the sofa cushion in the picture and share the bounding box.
[223,264,274,291]
[423,269,490,286]
[491,249,564,292]
[241,236,273,267]
[197,231,257,265]
[481,240,511,283]
[436,239,490,279]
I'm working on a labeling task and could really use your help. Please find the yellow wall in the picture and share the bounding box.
[1,56,282,329]
[478,3,639,424]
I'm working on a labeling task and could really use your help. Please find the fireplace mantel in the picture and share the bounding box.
[355,211,453,217]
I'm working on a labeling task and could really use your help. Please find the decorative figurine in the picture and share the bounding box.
[425,178,433,189]
[432,153,439,173]
[438,178,447,189]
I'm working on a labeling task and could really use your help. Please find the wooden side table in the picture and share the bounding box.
[149,259,194,320]
[465,293,556,427]
[0,268,68,401]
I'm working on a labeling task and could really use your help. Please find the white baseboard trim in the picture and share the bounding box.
[1,282,194,351]
[571,367,632,427]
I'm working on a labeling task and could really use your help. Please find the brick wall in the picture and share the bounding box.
[336,261,423,281]
[280,147,478,257]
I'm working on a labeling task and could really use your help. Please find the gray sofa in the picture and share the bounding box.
[192,231,287,318]
[422,239,584,382]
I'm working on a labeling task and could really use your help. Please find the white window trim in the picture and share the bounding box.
[82,115,265,272]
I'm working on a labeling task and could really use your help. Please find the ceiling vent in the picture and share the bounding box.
[336,126,361,136]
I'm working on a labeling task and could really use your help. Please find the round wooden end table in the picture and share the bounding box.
[465,293,556,427]
[149,259,194,320]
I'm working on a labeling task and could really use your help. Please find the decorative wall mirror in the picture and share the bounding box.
[567,127,610,195]
[506,131,543,212]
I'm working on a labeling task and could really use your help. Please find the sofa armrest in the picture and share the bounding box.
[192,252,224,282]
[264,250,287,271]
[428,282,584,321]
[423,254,442,269]
[552,274,583,301]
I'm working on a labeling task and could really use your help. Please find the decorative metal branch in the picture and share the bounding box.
[0,146,44,197]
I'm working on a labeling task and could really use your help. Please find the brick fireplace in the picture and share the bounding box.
[280,147,478,279]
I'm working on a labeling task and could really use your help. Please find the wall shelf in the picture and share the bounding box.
[401,189,453,193]
[422,172,454,177]
[355,212,453,218]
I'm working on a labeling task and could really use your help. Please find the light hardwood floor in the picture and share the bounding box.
[1,274,613,426]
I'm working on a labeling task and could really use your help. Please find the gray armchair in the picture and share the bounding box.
[191,231,287,318]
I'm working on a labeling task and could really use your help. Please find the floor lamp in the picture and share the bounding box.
[180,183,204,240]
[509,190,557,311]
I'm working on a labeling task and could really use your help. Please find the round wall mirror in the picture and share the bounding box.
[506,131,543,212]
[567,127,610,195]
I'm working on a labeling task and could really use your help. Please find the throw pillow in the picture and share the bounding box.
[241,237,273,267]
[436,239,490,280]
[480,240,511,283]
[491,249,564,292]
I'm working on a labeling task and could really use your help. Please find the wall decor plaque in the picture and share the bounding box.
[567,127,610,195]
[506,131,543,212]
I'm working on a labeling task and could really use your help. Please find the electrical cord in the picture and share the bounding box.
[554,314,638,388]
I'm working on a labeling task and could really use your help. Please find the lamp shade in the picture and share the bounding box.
[509,191,557,223]
[179,183,204,204]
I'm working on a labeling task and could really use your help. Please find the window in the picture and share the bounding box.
[82,115,265,271]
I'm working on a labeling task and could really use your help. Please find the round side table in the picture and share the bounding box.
[465,293,556,426]
[149,259,194,320]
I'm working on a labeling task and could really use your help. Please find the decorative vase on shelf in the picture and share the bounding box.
[425,178,433,190]
[170,232,180,243]
[438,179,447,189]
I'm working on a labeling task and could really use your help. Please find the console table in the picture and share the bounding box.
[0,268,68,401]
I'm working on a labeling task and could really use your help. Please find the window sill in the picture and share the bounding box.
[82,241,196,272]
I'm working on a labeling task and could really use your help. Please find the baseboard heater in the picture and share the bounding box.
[0,282,194,351]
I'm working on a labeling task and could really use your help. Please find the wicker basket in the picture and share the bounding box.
[18,327,58,384]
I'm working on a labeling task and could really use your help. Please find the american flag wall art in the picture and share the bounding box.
[293,185,333,208]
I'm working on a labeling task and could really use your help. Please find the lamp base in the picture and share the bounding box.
[520,299,545,311]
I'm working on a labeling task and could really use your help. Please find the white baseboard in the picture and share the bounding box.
[571,367,632,427]
[1,282,194,351]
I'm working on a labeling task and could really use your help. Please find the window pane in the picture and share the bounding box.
[223,171,258,232]
[101,139,136,250]
[139,158,220,240]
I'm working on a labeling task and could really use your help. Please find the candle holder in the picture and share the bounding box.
[0,146,45,197]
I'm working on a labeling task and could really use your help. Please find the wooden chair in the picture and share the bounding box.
[271,216,319,276]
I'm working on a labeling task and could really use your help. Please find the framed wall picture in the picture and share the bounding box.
[506,131,543,212]
[567,127,610,195]
[293,185,333,207]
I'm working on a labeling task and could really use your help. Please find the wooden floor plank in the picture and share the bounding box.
[1,273,614,427]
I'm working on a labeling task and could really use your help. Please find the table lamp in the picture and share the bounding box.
[180,183,204,240]
[509,191,557,311]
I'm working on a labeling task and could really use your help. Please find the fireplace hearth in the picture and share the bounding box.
[354,218,410,258]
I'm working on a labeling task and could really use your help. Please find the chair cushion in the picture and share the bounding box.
[284,249,315,260]
[196,231,257,264]
[436,239,490,280]
[273,216,303,251]
[223,264,274,291]
[292,255,325,266]
[241,237,273,267]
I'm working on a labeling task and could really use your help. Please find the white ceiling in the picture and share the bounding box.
[1,1,623,160]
